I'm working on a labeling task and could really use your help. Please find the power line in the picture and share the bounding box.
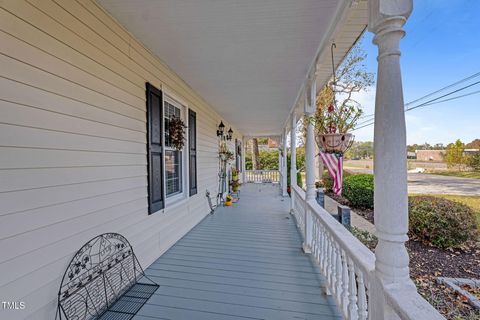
[352,80,480,131]
[421,89,480,106]
[405,80,480,112]
[358,71,480,120]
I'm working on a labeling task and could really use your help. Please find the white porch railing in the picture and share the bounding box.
[245,170,280,183]
[291,185,443,320]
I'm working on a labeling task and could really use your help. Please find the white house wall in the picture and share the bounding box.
[0,1,241,319]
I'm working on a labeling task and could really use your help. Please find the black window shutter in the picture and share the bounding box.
[188,109,197,196]
[146,83,164,214]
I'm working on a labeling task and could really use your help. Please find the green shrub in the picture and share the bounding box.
[297,171,303,188]
[408,196,478,248]
[322,171,333,192]
[342,174,374,209]
[323,170,352,192]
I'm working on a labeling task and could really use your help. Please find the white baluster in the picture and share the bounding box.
[312,218,319,262]
[348,258,358,320]
[341,250,349,318]
[335,243,343,305]
[357,272,368,320]
[330,242,337,297]
[321,230,327,275]
[325,236,332,294]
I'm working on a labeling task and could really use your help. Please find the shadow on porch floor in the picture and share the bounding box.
[135,184,341,320]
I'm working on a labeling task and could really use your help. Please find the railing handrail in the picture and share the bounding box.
[292,184,444,320]
[245,169,279,172]
[292,184,305,199]
[293,183,374,275]
[307,199,375,275]
[385,286,444,320]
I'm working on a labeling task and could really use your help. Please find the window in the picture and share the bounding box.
[147,83,194,212]
[164,100,183,197]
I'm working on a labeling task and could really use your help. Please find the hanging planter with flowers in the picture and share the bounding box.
[219,150,235,162]
[311,94,359,154]
[312,42,373,195]
[218,141,235,162]
[169,116,187,150]
[312,43,364,155]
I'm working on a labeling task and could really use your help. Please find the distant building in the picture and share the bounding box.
[415,150,446,162]
[407,151,416,159]
[256,138,279,151]
[464,149,480,155]
[267,138,279,149]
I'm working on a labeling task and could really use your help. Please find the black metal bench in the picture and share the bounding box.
[56,233,159,320]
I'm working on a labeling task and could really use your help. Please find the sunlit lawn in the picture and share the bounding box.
[428,170,480,179]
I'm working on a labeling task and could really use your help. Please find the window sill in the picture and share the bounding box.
[164,193,188,212]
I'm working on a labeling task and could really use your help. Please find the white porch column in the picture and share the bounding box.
[305,83,317,202]
[290,113,297,213]
[369,0,414,318]
[282,129,288,196]
[241,137,247,183]
[277,134,284,190]
[303,73,316,253]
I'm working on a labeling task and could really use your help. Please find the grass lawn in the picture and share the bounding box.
[427,170,480,179]
[411,194,480,227]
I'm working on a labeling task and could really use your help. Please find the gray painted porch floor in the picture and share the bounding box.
[134,184,341,320]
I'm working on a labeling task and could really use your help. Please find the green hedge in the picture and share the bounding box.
[408,196,478,248]
[322,170,353,193]
[342,174,374,209]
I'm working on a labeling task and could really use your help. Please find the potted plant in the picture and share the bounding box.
[225,195,233,206]
[168,116,187,150]
[230,180,241,192]
[312,87,361,154]
[230,168,241,192]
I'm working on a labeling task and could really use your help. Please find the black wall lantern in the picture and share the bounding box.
[216,121,225,137]
[217,121,233,141]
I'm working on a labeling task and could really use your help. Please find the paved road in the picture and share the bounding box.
[345,168,480,196]
[407,173,480,196]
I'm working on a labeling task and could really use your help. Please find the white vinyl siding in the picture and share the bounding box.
[0,1,241,319]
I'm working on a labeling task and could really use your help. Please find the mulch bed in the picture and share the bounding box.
[327,191,480,319]
[326,191,375,223]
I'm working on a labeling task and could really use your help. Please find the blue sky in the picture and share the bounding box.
[353,0,480,145]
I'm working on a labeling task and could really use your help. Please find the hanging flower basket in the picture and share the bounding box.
[219,150,234,162]
[316,133,354,154]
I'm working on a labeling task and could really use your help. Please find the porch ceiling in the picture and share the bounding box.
[98,0,349,136]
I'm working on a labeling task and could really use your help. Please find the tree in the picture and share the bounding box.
[245,149,280,170]
[445,139,465,170]
[313,44,374,135]
[466,139,480,149]
[466,154,480,171]
[345,141,373,159]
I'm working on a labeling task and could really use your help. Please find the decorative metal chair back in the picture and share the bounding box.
[56,233,157,320]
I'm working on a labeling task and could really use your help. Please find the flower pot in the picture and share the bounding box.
[225,201,232,206]
[316,133,353,154]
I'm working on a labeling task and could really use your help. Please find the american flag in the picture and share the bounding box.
[319,152,343,195]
